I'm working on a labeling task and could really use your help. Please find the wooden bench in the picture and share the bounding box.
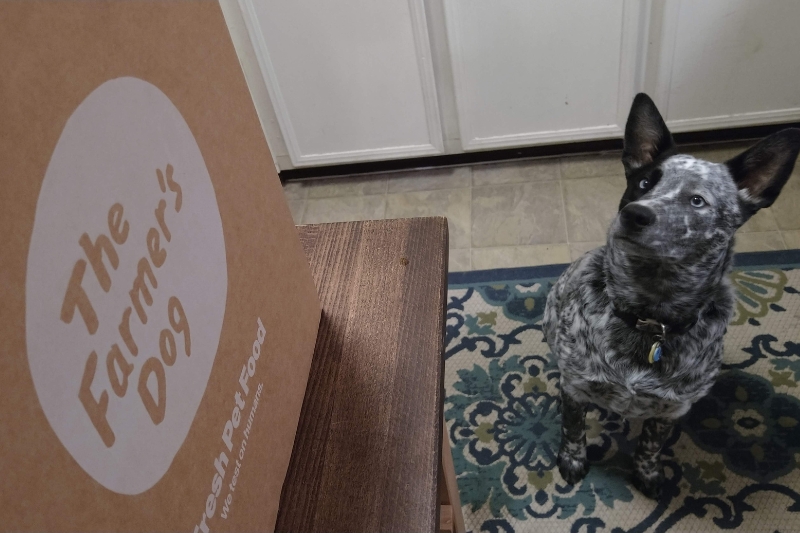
[276,218,465,533]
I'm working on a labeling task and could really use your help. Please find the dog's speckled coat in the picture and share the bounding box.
[543,94,800,499]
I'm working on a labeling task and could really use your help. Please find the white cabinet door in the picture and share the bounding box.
[652,0,800,132]
[228,0,800,169]
[239,0,443,167]
[443,0,643,151]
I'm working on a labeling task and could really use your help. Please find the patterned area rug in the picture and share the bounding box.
[445,250,800,533]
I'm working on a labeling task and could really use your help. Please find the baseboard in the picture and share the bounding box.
[279,121,800,182]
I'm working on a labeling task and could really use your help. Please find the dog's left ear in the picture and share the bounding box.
[622,93,674,175]
[726,128,800,217]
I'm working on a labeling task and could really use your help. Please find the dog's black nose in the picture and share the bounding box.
[620,203,656,229]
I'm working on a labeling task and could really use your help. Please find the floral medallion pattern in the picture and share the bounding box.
[445,261,800,532]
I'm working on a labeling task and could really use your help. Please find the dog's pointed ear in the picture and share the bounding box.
[622,93,674,175]
[726,128,800,215]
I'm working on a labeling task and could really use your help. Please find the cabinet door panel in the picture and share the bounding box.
[663,0,800,131]
[445,0,638,150]
[242,0,442,166]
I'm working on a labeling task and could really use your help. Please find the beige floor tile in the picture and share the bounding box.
[783,230,800,249]
[386,167,471,193]
[563,176,625,242]
[385,188,471,249]
[740,208,778,233]
[771,172,800,230]
[569,241,604,261]
[471,182,566,247]
[681,141,753,163]
[282,181,307,200]
[449,248,472,272]
[305,174,387,199]
[734,231,786,253]
[303,195,386,224]
[560,153,623,179]
[472,244,571,270]
[287,199,306,224]
[472,158,560,187]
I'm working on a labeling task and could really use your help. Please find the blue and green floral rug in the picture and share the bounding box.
[445,249,800,533]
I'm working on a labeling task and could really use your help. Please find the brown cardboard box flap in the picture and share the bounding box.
[0,2,320,531]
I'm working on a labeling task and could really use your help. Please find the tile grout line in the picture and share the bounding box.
[784,230,800,250]
[471,177,561,189]
[382,175,389,196]
[778,229,788,250]
[557,176,571,247]
[469,166,476,252]
[467,168,473,271]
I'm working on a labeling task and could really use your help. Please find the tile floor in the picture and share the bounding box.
[283,141,800,272]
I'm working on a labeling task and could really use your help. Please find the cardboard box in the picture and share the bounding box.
[0,2,320,531]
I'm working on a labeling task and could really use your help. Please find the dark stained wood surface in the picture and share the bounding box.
[276,218,449,533]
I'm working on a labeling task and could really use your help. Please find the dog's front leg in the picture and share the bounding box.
[557,390,588,485]
[632,417,674,499]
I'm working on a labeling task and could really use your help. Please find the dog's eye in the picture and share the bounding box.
[638,178,649,189]
[690,195,706,208]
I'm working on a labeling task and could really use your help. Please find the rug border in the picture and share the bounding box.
[448,248,800,286]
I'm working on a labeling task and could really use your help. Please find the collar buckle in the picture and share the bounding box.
[635,318,667,340]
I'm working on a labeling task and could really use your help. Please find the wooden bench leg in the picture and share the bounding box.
[439,421,465,533]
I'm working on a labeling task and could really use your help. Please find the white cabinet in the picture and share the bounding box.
[231,0,442,168]
[444,0,641,150]
[223,0,800,170]
[651,0,800,132]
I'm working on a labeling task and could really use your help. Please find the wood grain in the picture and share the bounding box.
[276,218,449,533]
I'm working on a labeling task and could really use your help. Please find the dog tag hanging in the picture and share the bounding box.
[648,341,662,363]
[647,323,667,364]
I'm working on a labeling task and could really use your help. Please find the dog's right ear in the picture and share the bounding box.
[622,93,674,175]
[726,128,800,219]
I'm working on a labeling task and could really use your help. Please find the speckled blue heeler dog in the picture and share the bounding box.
[543,93,800,499]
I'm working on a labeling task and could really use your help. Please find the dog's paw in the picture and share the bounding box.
[557,451,588,486]
[632,467,665,500]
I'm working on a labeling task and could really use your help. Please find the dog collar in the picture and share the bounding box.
[611,307,698,335]
[611,307,699,363]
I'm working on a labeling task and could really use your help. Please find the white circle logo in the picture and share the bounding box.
[26,77,227,495]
